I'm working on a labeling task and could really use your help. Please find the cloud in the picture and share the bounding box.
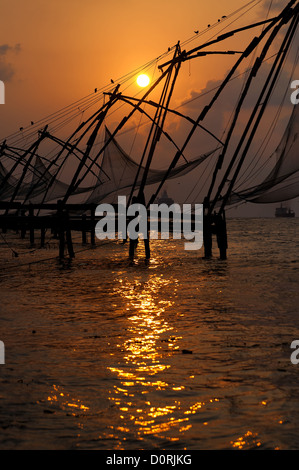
[180,58,293,122]
[0,43,21,56]
[164,55,294,165]
[0,62,15,82]
[0,43,21,82]
[260,0,289,14]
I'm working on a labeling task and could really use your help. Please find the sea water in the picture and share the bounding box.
[0,218,298,450]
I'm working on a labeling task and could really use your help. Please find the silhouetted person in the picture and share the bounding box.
[128,194,150,262]
[129,195,139,261]
[215,212,227,260]
[202,198,227,260]
[203,197,212,258]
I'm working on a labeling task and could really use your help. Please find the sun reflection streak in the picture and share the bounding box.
[46,384,90,415]
[105,272,220,444]
[230,430,262,449]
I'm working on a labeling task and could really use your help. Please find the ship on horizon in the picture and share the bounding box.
[275,204,295,218]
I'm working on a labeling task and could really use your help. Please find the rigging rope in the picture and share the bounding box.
[0,0,266,150]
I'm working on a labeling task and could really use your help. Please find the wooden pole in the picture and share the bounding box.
[40,227,46,248]
[20,209,26,239]
[29,204,35,246]
[90,204,95,246]
[81,213,87,245]
[57,200,65,259]
[65,210,75,258]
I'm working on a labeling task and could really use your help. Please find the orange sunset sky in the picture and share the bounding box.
[0,0,298,215]
[0,0,285,134]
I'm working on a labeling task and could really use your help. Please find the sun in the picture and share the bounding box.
[137,74,150,87]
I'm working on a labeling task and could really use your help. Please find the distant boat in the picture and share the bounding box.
[275,204,295,218]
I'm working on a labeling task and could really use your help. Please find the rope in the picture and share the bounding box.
[0,236,117,273]
[0,0,265,149]
[0,232,19,257]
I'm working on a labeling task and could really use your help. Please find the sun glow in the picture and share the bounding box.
[137,74,150,87]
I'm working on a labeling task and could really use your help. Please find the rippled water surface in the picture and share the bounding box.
[0,218,298,449]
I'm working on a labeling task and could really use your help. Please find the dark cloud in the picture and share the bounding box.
[166,56,294,167]
[0,43,21,56]
[0,62,15,82]
[260,0,289,13]
[0,43,21,82]
[0,44,11,56]
[180,59,293,124]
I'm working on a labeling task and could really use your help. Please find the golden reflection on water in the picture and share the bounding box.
[105,270,220,445]
[230,430,261,449]
[46,384,90,415]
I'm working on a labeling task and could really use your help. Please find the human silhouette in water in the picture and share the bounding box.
[128,193,150,262]
[203,197,212,259]
[214,211,227,260]
[203,197,227,260]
